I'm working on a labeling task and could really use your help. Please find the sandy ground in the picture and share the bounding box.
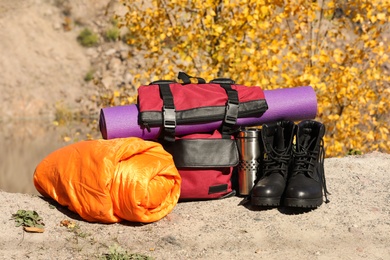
[1,151,389,260]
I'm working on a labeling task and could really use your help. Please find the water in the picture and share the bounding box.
[0,119,101,195]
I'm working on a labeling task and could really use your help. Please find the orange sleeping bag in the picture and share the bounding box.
[33,138,181,223]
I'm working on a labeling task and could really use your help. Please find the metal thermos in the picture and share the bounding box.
[236,129,261,195]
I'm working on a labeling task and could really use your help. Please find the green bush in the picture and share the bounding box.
[105,27,120,42]
[84,70,94,82]
[77,28,99,47]
[101,245,153,260]
[12,210,45,229]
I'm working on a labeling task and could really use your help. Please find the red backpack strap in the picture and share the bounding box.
[210,78,239,137]
[156,82,176,143]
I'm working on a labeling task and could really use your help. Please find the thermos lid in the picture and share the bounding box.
[238,128,260,138]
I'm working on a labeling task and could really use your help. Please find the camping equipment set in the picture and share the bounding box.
[33,72,329,224]
[101,72,329,204]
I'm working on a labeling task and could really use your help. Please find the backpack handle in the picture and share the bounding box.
[178,72,206,84]
[149,80,176,85]
[210,78,236,84]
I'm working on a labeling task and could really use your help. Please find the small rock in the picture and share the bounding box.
[161,235,181,246]
[120,50,130,60]
[53,22,62,30]
[123,72,133,83]
[105,48,117,56]
[108,57,122,71]
[85,48,98,58]
[101,76,114,89]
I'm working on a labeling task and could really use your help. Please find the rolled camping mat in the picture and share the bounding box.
[99,86,318,140]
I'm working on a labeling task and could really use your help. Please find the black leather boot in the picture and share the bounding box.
[251,121,296,206]
[284,120,330,208]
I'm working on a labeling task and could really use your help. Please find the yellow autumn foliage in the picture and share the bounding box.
[115,0,390,157]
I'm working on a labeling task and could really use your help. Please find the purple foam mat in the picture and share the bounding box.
[99,86,318,140]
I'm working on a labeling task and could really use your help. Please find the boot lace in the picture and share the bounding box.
[293,139,330,203]
[263,149,291,177]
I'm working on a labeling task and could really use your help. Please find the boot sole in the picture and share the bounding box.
[251,196,281,207]
[284,197,323,208]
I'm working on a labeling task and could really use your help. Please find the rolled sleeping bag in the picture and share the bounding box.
[33,138,181,223]
[99,86,318,140]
